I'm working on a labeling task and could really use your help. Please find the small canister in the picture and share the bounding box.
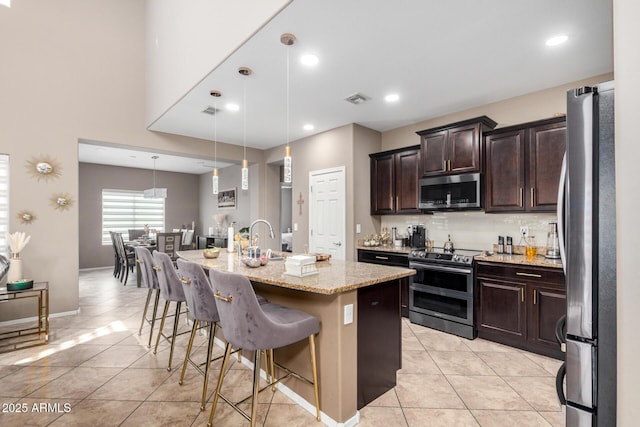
[506,236,513,255]
[498,236,504,254]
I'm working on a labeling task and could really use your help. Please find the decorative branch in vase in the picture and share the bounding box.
[6,231,31,283]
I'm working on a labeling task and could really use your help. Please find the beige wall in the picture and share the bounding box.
[78,163,200,269]
[352,124,383,257]
[145,0,291,125]
[0,0,260,317]
[614,0,640,423]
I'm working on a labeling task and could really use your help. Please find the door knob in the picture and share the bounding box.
[333,241,342,246]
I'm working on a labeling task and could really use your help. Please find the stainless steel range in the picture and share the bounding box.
[408,248,481,339]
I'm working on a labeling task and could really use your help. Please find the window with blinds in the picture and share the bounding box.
[0,155,8,256]
[102,189,165,245]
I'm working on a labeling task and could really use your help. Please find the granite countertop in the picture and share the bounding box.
[356,245,411,255]
[177,250,416,295]
[475,253,563,269]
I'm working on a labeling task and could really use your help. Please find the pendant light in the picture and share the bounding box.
[239,67,251,190]
[281,33,296,183]
[144,155,167,199]
[210,90,221,195]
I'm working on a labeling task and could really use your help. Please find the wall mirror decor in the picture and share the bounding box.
[50,193,73,210]
[17,210,36,224]
[26,156,62,181]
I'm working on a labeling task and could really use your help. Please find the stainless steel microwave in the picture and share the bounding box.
[419,173,482,211]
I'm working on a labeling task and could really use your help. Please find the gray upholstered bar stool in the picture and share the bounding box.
[207,269,321,427]
[134,246,161,347]
[152,250,188,371]
[175,259,222,411]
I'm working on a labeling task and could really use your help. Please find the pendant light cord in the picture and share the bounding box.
[286,46,290,149]
[214,101,217,169]
[243,80,247,161]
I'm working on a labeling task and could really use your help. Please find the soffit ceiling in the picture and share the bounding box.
[147,0,612,150]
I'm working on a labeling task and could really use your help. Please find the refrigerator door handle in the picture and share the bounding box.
[557,153,566,274]
[555,314,567,352]
[556,362,567,405]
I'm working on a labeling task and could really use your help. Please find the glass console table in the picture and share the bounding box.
[0,282,49,353]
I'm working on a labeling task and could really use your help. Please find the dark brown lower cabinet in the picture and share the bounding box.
[357,249,409,317]
[357,280,401,409]
[476,261,565,359]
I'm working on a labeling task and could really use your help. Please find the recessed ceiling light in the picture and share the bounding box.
[545,35,568,46]
[300,54,319,66]
[385,93,400,103]
[303,124,314,131]
[226,103,240,111]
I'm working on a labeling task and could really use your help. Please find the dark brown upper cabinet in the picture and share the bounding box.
[485,116,566,213]
[417,116,497,177]
[370,146,421,215]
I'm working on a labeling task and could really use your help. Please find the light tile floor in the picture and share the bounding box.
[0,269,566,426]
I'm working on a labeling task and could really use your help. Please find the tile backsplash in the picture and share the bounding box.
[381,211,557,251]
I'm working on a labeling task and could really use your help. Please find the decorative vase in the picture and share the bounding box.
[7,253,23,283]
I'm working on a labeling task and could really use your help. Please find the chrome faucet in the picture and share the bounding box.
[249,219,275,245]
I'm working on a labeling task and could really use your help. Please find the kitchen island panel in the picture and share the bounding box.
[251,282,359,423]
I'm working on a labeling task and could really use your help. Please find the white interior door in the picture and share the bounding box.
[309,167,346,260]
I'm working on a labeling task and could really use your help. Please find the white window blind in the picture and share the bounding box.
[0,155,9,256]
[102,189,164,245]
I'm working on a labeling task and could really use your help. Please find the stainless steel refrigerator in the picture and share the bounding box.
[556,81,616,426]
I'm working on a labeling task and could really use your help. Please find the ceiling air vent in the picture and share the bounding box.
[202,106,220,115]
[344,93,369,105]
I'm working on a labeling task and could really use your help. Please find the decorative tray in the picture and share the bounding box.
[7,279,34,291]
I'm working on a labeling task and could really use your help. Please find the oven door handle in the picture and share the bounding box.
[409,262,471,275]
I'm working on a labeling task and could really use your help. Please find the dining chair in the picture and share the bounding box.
[128,229,146,241]
[156,231,183,262]
[109,231,120,278]
[114,232,135,285]
[181,229,195,250]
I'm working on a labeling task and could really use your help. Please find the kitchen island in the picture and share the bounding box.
[176,250,416,425]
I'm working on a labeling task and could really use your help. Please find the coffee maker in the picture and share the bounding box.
[408,225,426,249]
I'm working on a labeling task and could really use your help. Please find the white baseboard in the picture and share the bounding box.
[79,266,112,272]
[0,309,79,327]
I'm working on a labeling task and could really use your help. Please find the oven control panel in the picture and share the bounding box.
[409,250,477,266]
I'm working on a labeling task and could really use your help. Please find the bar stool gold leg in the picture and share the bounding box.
[200,322,217,410]
[148,290,161,347]
[270,348,276,392]
[250,350,261,427]
[154,301,170,354]
[179,320,198,385]
[166,301,182,371]
[139,289,153,335]
[208,342,233,427]
[309,334,321,421]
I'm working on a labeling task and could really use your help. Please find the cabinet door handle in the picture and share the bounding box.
[390,196,394,208]
[519,188,523,207]
[396,196,399,209]
[448,159,451,171]
[521,288,525,303]
[375,256,389,260]
[531,188,535,207]
[516,272,543,278]
[533,289,537,305]
[443,160,447,171]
